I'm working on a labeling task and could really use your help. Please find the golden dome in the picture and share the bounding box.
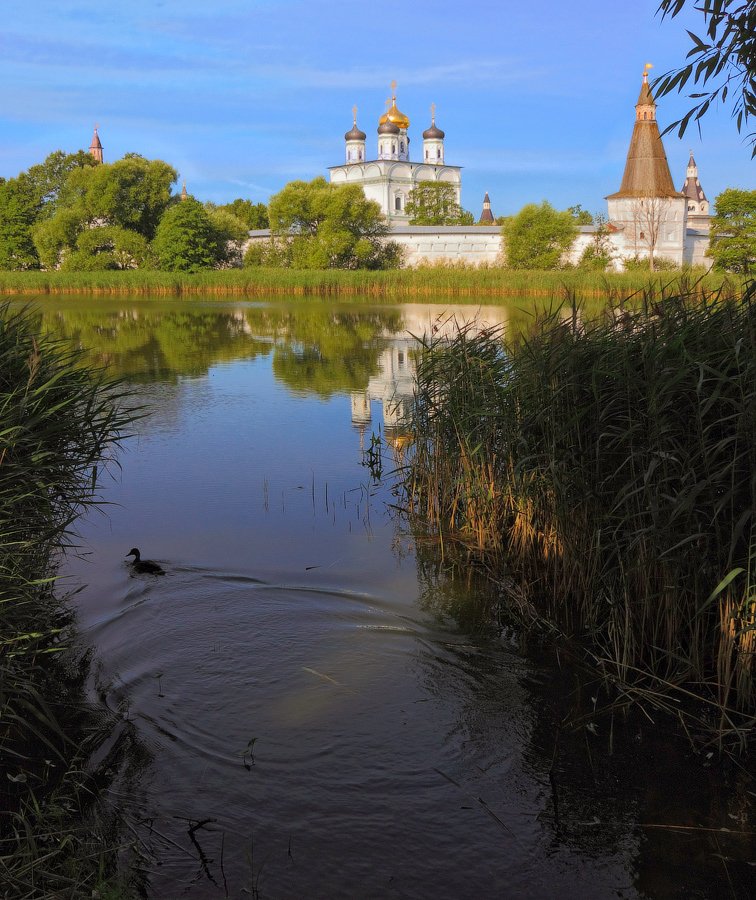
[379,97,410,130]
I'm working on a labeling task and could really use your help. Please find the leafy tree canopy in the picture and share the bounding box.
[502,201,578,269]
[0,150,96,270]
[0,179,40,270]
[152,197,227,272]
[59,225,150,272]
[56,155,177,238]
[212,198,269,230]
[31,155,177,268]
[268,177,398,269]
[708,187,756,274]
[654,1,756,155]
[405,181,474,225]
[578,215,616,271]
[569,204,594,225]
[24,150,99,216]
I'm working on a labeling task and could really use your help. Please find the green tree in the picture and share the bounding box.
[32,155,176,268]
[206,208,249,267]
[214,198,269,229]
[0,150,96,270]
[152,198,226,271]
[24,150,98,217]
[405,181,474,225]
[268,177,398,269]
[569,204,594,225]
[654,1,756,154]
[707,188,756,273]
[60,226,150,271]
[0,178,39,269]
[57,154,177,238]
[502,201,577,269]
[578,215,616,271]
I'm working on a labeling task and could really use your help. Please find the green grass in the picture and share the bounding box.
[0,303,139,897]
[0,266,736,299]
[400,281,756,750]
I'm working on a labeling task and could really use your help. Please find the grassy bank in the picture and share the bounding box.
[0,266,735,299]
[0,304,136,897]
[401,282,756,750]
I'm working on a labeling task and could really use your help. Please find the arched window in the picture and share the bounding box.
[425,149,429,159]
[392,143,396,154]
[395,195,402,211]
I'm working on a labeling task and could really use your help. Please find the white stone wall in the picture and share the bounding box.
[684,229,711,267]
[245,222,711,271]
[389,226,503,266]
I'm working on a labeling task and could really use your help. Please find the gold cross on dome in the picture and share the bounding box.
[390,79,397,97]
[430,102,436,122]
[352,105,357,124]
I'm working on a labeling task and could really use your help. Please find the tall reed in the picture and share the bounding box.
[0,266,735,299]
[402,283,756,745]
[0,302,136,895]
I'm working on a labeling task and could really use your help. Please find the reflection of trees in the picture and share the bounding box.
[31,302,404,394]
[246,306,404,398]
[37,305,271,382]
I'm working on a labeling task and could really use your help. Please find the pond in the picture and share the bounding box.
[33,298,753,898]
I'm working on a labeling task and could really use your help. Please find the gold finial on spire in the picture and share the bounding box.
[352,104,358,125]
[643,62,653,80]
[430,102,436,123]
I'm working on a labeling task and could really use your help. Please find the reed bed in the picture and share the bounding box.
[0,303,136,896]
[0,266,733,300]
[402,282,756,748]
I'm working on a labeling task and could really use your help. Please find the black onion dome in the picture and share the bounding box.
[378,120,400,135]
[423,122,445,140]
[345,124,367,141]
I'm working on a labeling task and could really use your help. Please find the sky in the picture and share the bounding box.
[1,0,752,219]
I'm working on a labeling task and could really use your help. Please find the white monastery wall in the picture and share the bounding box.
[245,223,710,270]
[388,226,502,266]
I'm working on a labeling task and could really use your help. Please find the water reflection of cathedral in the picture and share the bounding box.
[350,306,509,447]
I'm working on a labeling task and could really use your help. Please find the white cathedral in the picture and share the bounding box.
[329,84,461,223]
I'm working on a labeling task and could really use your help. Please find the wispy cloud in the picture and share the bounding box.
[248,59,547,90]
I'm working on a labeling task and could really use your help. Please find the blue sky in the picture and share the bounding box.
[1,0,752,218]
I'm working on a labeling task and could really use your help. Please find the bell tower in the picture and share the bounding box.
[89,125,103,163]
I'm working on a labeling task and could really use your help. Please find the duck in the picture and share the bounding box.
[126,547,165,575]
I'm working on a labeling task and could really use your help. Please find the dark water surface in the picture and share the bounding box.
[34,298,753,898]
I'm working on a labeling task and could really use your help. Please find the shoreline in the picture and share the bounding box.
[0,267,734,299]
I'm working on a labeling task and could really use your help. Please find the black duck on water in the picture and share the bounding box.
[126,548,165,575]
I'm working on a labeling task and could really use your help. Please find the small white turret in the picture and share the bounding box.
[422,103,445,164]
[344,106,367,164]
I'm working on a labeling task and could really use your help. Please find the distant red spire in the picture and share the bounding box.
[89,125,103,163]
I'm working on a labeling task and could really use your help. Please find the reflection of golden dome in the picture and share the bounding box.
[383,430,413,451]
[378,98,410,130]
